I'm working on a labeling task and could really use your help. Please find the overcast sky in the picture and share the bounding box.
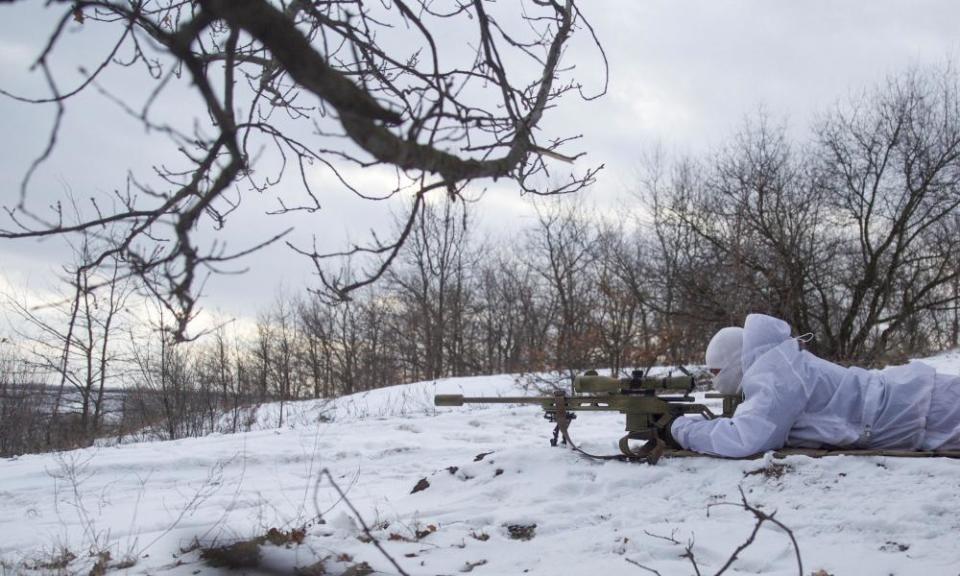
[2,0,959,329]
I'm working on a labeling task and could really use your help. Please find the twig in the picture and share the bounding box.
[625,557,663,576]
[708,486,803,576]
[316,468,410,576]
[641,529,701,576]
[633,486,803,576]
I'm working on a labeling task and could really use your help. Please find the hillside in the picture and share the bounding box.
[2,358,960,575]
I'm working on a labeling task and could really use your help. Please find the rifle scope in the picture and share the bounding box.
[573,371,695,395]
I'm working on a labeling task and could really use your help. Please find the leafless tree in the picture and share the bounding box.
[192,321,252,433]
[388,198,476,379]
[0,341,53,457]
[635,152,724,360]
[475,252,551,374]
[592,221,645,373]
[297,294,336,398]
[1,0,605,340]
[812,67,960,360]
[263,293,298,425]
[8,243,134,442]
[639,117,823,339]
[329,297,364,395]
[128,306,199,439]
[355,294,400,391]
[527,198,598,372]
[639,67,960,362]
[251,312,274,403]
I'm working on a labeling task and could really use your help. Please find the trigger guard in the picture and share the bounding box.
[618,434,666,464]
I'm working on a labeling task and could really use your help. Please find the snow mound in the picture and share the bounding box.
[235,374,529,431]
[917,348,960,374]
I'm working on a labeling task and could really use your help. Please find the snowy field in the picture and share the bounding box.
[2,358,960,575]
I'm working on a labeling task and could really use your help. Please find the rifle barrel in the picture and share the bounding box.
[434,394,555,407]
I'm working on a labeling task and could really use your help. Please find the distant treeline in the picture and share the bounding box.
[3,66,959,457]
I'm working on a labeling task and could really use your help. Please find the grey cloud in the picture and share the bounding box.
[2,0,960,320]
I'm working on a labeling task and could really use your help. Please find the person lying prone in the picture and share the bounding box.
[664,314,960,457]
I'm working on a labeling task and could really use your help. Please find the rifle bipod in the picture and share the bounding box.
[547,412,576,447]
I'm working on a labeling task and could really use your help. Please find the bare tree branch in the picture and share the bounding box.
[1,0,605,339]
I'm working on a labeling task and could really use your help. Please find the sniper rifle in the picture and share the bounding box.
[434,369,743,464]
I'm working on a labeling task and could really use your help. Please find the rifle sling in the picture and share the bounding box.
[552,394,662,463]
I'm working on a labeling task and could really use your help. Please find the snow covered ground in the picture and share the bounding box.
[2,360,960,575]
